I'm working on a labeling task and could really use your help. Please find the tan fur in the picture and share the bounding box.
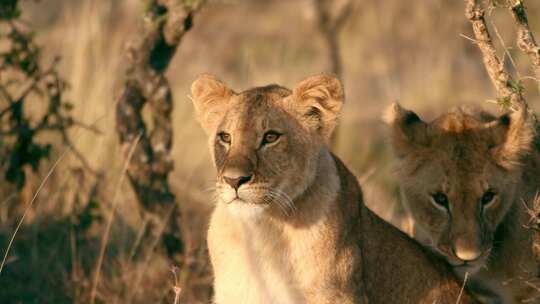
[386,103,539,303]
[192,75,474,304]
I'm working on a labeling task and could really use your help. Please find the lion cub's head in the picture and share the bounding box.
[385,103,535,272]
[191,74,343,218]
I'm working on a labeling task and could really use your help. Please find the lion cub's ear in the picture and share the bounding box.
[191,74,233,131]
[487,108,535,169]
[291,74,344,142]
[384,103,430,158]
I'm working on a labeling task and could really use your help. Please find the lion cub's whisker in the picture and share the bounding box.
[265,192,293,217]
[267,190,296,215]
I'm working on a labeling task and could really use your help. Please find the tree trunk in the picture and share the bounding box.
[115,0,205,261]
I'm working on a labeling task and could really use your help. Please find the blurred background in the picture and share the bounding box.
[1,0,539,303]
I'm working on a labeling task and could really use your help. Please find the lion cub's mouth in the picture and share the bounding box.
[445,249,492,275]
[219,189,270,206]
[217,183,296,217]
[428,244,491,275]
[217,183,275,205]
[226,197,267,205]
[452,262,485,278]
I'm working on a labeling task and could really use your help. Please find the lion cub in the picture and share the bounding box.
[191,74,473,303]
[386,103,539,303]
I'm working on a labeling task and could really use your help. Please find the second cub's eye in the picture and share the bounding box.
[481,190,496,206]
[431,192,449,209]
[217,132,231,144]
[262,131,281,145]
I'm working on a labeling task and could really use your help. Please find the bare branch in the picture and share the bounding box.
[334,0,354,31]
[59,130,99,176]
[313,0,352,148]
[313,0,352,79]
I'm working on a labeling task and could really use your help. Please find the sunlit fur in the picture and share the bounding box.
[387,103,539,302]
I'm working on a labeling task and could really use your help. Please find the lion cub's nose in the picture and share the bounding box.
[224,174,252,190]
[453,238,482,262]
[222,159,254,190]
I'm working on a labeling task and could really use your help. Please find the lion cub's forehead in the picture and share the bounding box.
[431,110,492,146]
[432,109,486,133]
[221,85,292,130]
[427,111,495,171]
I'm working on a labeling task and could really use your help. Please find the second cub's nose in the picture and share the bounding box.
[453,238,482,262]
[224,175,252,190]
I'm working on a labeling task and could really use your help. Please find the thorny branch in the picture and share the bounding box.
[464,0,540,148]
[465,0,540,266]
[464,0,526,110]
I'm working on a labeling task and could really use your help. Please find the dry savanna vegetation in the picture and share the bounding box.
[1,0,540,303]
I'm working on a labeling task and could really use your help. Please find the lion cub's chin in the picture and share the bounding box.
[433,248,489,275]
[453,263,484,278]
[224,199,269,219]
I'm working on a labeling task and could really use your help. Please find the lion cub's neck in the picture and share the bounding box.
[208,149,344,304]
[283,148,341,224]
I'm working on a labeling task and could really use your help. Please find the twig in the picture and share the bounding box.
[89,133,142,304]
[0,143,70,274]
[171,266,182,304]
[508,0,540,92]
[125,202,178,303]
[0,100,112,275]
[456,272,469,304]
[459,33,479,43]
[13,57,61,100]
[60,131,99,176]
[490,20,520,78]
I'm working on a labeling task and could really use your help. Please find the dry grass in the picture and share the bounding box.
[1,0,540,303]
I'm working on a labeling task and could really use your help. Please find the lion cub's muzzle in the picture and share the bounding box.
[439,235,491,272]
[452,237,483,262]
[223,170,253,190]
[217,154,259,203]
[221,153,255,188]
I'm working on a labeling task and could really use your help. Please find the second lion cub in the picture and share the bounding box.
[386,103,540,303]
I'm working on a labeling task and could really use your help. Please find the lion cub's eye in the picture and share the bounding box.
[217,132,231,144]
[481,190,496,206]
[261,131,281,145]
[431,192,449,210]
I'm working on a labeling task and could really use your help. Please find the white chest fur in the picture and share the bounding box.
[209,212,306,304]
[208,151,341,304]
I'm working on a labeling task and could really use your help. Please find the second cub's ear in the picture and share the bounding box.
[291,74,344,142]
[191,74,233,129]
[487,108,535,169]
[384,103,429,157]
